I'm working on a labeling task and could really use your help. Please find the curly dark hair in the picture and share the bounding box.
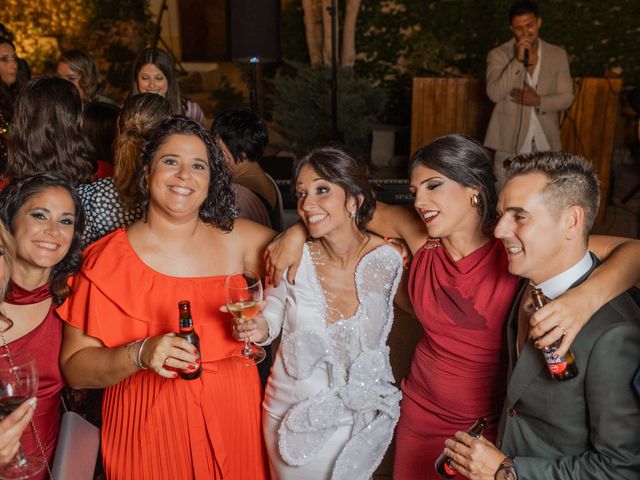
[0,172,85,305]
[140,116,236,231]
[293,143,375,232]
[409,134,498,236]
[6,76,96,187]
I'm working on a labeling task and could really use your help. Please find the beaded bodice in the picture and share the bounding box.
[261,243,403,479]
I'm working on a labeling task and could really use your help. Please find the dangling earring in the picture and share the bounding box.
[349,210,357,219]
[471,194,480,208]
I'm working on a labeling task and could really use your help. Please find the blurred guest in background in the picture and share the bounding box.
[5,76,95,187]
[57,49,114,105]
[129,48,205,125]
[81,100,120,179]
[211,109,284,231]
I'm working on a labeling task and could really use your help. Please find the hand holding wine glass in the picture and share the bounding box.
[0,353,44,479]
[224,272,267,366]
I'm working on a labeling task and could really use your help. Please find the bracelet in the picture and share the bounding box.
[136,338,150,370]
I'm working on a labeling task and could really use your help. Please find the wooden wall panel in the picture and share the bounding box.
[411,77,493,154]
[561,77,623,223]
[411,76,622,223]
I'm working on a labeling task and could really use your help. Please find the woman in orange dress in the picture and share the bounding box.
[58,116,274,479]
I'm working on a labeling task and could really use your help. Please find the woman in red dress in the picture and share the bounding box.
[0,173,85,478]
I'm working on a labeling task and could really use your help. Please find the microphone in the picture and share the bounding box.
[523,48,530,67]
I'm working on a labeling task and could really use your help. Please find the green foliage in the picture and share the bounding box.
[281,2,309,64]
[210,76,247,118]
[281,0,640,124]
[271,62,387,158]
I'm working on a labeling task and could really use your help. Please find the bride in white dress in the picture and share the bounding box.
[238,145,403,480]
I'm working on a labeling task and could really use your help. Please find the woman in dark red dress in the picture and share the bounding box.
[0,173,84,478]
[366,135,640,478]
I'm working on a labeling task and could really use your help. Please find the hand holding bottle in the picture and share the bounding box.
[138,333,199,379]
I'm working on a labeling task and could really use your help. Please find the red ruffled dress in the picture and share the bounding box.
[5,282,64,480]
[57,228,269,480]
[393,239,519,479]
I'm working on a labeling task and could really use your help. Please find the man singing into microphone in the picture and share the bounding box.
[484,1,573,188]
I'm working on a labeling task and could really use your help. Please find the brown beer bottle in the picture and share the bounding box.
[178,300,202,380]
[530,286,578,381]
[435,417,488,478]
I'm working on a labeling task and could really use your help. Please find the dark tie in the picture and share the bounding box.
[517,288,535,354]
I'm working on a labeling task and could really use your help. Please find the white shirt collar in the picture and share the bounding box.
[534,251,593,300]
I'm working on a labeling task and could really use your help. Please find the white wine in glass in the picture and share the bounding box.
[0,353,44,479]
[224,271,266,366]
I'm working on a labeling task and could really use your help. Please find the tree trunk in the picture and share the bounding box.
[341,0,361,67]
[302,0,324,65]
[321,0,335,66]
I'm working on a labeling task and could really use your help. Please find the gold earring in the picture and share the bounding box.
[471,194,479,207]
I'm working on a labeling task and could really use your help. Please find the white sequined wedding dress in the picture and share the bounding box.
[260,242,403,480]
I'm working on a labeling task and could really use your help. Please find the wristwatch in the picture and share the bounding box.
[494,456,517,480]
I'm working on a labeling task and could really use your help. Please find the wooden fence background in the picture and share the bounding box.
[411,76,623,222]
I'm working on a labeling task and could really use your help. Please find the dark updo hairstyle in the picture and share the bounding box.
[409,134,498,235]
[6,76,96,187]
[140,116,236,232]
[293,143,375,232]
[0,172,85,305]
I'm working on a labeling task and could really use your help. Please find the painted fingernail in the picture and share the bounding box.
[552,353,559,359]
[172,373,178,378]
[194,349,199,355]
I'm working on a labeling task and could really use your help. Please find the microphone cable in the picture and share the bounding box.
[512,52,529,155]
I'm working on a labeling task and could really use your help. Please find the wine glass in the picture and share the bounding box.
[224,271,266,366]
[0,353,44,479]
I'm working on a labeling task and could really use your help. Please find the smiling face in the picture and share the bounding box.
[494,172,569,284]
[56,61,86,101]
[11,187,76,275]
[0,43,18,86]
[295,165,357,239]
[137,63,168,97]
[409,164,481,240]
[147,133,210,219]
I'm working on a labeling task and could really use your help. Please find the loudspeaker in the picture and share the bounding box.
[227,0,281,63]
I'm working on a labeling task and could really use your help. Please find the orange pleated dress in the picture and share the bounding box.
[57,228,269,480]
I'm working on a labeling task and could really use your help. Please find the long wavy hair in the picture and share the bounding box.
[0,37,20,122]
[0,219,15,299]
[140,116,236,231]
[114,93,172,209]
[0,172,85,305]
[129,48,182,115]
[6,76,96,187]
[58,49,102,102]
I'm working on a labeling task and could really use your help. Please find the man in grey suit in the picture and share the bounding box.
[442,151,640,479]
[484,1,574,188]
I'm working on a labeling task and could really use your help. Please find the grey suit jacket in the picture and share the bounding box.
[497,255,640,479]
[484,38,574,154]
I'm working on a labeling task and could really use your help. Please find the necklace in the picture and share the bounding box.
[308,234,371,323]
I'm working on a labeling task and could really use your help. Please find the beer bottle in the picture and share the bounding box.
[530,286,578,381]
[177,300,202,380]
[435,417,488,478]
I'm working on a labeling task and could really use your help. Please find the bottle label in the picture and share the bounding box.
[443,462,456,476]
[543,347,568,374]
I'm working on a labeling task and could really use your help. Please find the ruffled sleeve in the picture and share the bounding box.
[57,228,239,362]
